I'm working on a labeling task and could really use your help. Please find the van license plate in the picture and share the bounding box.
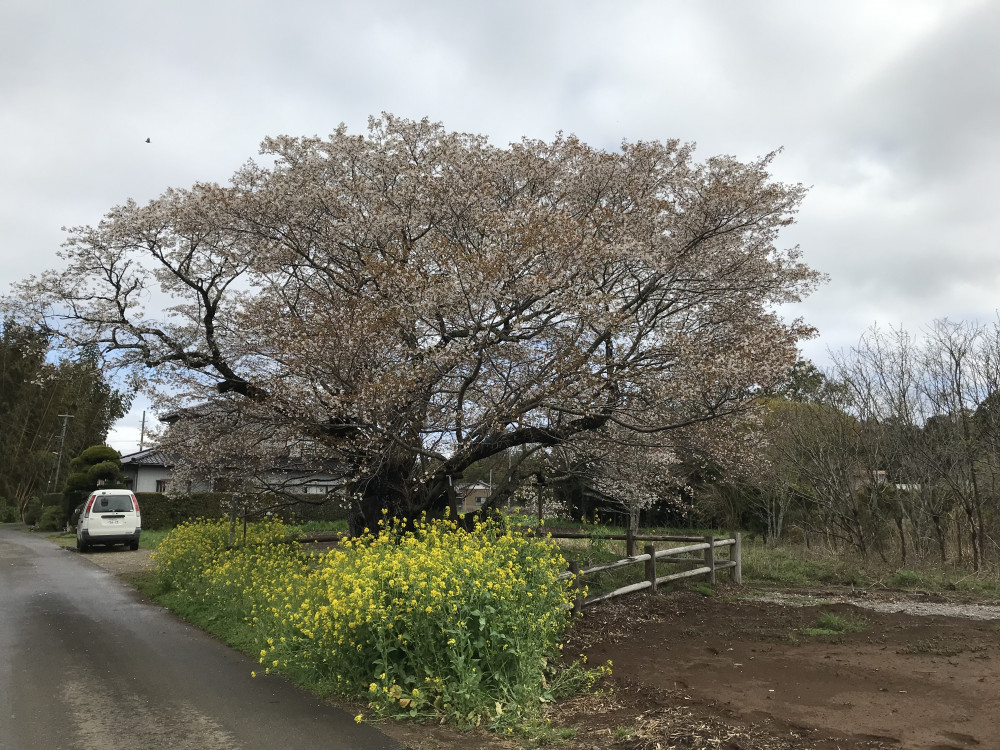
[106,520,123,525]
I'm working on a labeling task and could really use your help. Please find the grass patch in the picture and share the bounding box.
[742,544,855,586]
[613,725,635,741]
[742,542,1000,595]
[813,611,866,633]
[46,532,77,547]
[945,575,1000,595]
[891,569,930,589]
[522,724,577,747]
[139,529,169,549]
[158,585,263,653]
[798,611,867,638]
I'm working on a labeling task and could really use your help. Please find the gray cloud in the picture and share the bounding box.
[1,0,997,451]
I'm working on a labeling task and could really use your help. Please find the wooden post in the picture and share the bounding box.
[569,560,582,615]
[537,485,543,525]
[733,532,742,584]
[644,544,657,594]
[704,535,716,584]
[626,524,635,557]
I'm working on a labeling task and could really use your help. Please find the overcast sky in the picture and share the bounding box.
[2,0,998,454]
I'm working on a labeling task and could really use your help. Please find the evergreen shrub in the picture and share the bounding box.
[36,504,65,531]
[22,498,42,526]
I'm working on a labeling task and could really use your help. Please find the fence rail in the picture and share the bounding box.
[554,533,742,612]
[291,527,742,614]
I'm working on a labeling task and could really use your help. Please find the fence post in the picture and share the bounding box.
[704,535,716,584]
[626,524,635,557]
[569,560,582,615]
[732,532,742,584]
[644,544,657,594]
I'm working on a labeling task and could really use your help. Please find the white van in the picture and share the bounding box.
[76,489,142,552]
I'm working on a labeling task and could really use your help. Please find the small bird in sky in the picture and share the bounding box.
[145,138,151,143]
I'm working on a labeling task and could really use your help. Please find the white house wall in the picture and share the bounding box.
[124,466,173,493]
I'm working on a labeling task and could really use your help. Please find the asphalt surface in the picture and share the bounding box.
[0,525,401,750]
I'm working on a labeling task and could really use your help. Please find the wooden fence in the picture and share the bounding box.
[551,532,742,613]
[292,527,742,614]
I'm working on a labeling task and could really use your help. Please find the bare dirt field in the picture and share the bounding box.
[73,538,1000,749]
[562,587,1000,750]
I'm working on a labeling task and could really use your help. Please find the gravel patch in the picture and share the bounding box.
[79,547,156,575]
[752,590,1000,620]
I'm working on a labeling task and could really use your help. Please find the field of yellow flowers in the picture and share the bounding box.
[153,515,603,729]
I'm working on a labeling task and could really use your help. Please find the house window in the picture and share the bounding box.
[155,479,170,493]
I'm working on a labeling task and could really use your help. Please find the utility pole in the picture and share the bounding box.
[139,410,146,451]
[52,414,74,493]
[47,452,59,491]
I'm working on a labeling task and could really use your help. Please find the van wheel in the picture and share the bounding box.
[129,541,139,551]
[77,538,88,553]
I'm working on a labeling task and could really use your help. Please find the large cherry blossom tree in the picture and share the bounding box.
[5,115,821,531]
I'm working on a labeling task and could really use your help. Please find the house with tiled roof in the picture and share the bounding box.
[120,447,346,497]
[120,449,185,493]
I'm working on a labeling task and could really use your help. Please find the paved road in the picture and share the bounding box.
[0,526,401,750]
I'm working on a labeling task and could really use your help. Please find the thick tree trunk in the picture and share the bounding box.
[349,477,405,536]
[347,461,448,536]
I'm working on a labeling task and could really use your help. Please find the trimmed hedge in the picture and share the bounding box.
[136,492,352,530]
[273,497,352,524]
[136,492,226,530]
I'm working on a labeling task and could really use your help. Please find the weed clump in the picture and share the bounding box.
[800,611,867,637]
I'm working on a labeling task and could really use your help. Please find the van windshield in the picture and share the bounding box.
[94,495,134,513]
